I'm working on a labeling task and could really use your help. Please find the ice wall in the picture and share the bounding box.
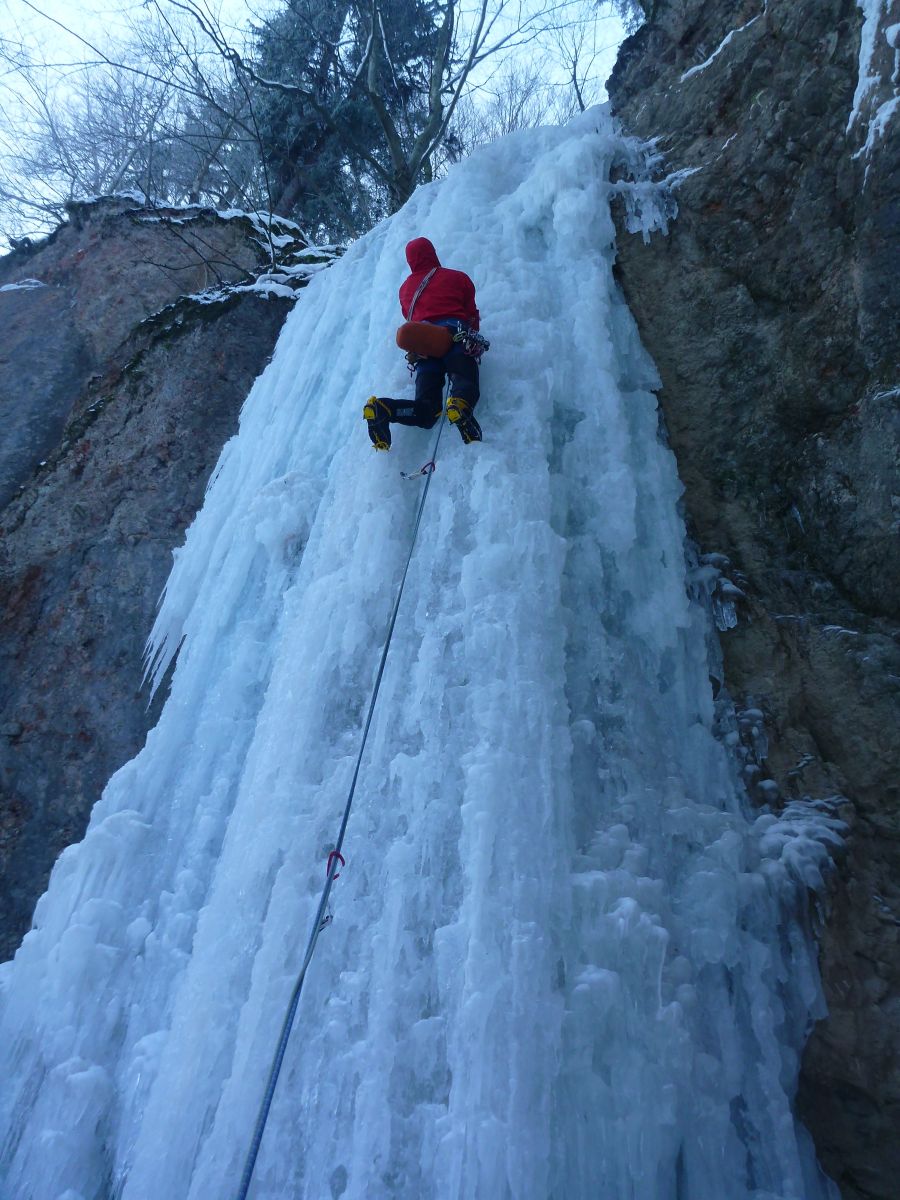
[0,109,842,1200]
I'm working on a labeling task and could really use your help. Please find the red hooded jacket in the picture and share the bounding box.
[398,237,480,331]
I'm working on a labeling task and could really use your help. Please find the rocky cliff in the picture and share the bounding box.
[608,2,899,1197]
[0,199,310,962]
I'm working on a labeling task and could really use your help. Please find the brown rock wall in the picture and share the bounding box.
[0,198,284,507]
[609,1,899,1196]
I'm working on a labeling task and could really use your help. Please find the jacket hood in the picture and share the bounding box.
[405,237,440,272]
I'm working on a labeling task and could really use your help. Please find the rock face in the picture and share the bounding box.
[608,2,899,1197]
[0,198,289,508]
[0,200,293,962]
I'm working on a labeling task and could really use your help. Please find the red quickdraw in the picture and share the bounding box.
[327,850,345,879]
[401,460,436,481]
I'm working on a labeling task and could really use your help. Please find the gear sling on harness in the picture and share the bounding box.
[233,399,450,1200]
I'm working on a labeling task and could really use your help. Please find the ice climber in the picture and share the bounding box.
[364,237,486,450]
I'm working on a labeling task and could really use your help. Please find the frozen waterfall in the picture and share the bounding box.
[0,109,842,1200]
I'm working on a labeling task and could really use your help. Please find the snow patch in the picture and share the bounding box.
[680,11,764,82]
[856,94,900,155]
[847,0,899,163]
[848,0,890,129]
[0,278,47,292]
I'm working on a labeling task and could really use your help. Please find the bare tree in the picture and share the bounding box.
[0,4,267,239]
[447,59,555,157]
[552,9,622,114]
[0,0,637,240]
[441,1,630,161]
[0,59,168,231]
[162,0,600,212]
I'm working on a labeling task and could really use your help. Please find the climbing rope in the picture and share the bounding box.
[234,395,449,1200]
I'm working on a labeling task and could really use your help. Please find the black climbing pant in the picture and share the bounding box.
[385,342,480,430]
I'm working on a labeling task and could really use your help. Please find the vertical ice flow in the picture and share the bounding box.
[0,109,843,1200]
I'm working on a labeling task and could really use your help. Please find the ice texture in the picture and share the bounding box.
[688,554,746,632]
[0,108,841,1200]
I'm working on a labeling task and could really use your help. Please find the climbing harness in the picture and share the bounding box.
[452,321,491,361]
[234,391,450,1200]
[408,324,494,374]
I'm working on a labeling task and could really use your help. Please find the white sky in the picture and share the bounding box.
[0,0,256,48]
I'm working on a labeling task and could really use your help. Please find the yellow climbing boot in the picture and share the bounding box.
[447,397,482,445]
[363,396,392,450]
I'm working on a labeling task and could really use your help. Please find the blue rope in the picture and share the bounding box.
[234,398,449,1200]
